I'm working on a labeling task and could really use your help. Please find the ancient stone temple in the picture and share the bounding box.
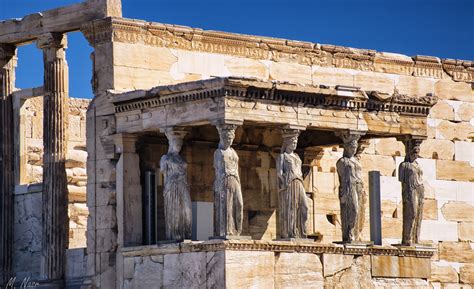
[1,0,473,288]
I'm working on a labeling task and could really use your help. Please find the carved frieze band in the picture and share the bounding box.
[81,18,473,82]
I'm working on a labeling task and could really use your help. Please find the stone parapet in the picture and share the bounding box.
[119,240,435,288]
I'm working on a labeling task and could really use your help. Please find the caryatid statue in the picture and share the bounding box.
[335,131,365,243]
[160,128,192,241]
[398,137,424,246]
[213,123,243,237]
[276,128,309,239]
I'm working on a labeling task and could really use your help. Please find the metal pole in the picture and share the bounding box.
[369,170,382,245]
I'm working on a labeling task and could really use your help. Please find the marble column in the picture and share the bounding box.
[37,33,69,283]
[213,121,243,238]
[335,130,365,243]
[398,136,424,246]
[0,43,17,285]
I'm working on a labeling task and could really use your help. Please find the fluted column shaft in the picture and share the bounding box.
[0,44,17,285]
[37,33,69,283]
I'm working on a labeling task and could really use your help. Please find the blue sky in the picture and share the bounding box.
[1,0,473,99]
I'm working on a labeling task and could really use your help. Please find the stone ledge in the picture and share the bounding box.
[121,239,436,259]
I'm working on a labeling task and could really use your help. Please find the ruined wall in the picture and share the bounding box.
[13,96,90,278]
[82,17,474,288]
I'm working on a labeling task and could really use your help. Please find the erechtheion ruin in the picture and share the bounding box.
[1,0,473,288]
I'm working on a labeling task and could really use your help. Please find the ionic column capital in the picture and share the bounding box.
[335,130,366,144]
[36,33,68,50]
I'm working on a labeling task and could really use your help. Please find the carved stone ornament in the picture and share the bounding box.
[276,128,309,239]
[335,130,366,243]
[213,123,243,237]
[160,128,192,241]
[398,137,424,246]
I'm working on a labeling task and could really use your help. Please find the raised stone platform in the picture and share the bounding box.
[120,240,436,289]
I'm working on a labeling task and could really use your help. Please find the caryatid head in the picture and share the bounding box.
[336,131,363,158]
[405,139,422,163]
[281,129,300,154]
[217,124,237,150]
[164,128,187,154]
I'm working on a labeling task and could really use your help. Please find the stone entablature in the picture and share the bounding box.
[121,239,435,259]
[81,17,474,82]
[111,77,437,137]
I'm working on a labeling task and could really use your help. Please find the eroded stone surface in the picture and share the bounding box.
[274,252,324,288]
[371,255,431,278]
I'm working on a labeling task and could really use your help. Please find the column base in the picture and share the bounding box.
[209,235,252,240]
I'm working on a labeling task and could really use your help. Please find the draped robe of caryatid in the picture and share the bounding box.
[160,153,192,241]
[399,160,424,245]
[276,152,309,239]
[214,147,243,236]
[336,154,364,242]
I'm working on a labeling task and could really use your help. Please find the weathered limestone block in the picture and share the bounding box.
[439,241,474,263]
[423,199,438,220]
[382,217,403,239]
[274,252,324,288]
[225,251,274,289]
[312,66,354,87]
[360,154,396,176]
[441,202,474,222]
[12,191,42,280]
[459,222,474,241]
[430,262,459,283]
[312,171,337,194]
[437,160,474,182]
[429,100,455,121]
[435,78,474,102]
[460,263,474,284]
[322,253,354,277]
[454,141,474,166]
[114,43,177,70]
[324,255,373,289]
[68,185,86,202]
[206,251,225,288]
[66,149,87,168]
[396,75,435,96]
[458,102,474,122]
[177,50,228,77]
[420,220,458,242]
[373,278,429,288]
[354,71,395,94]
[124,256,164,289]
[114,66,175,91]
[419,139,454,160]
[374,137,405,157]
[435,120,472,141]
[371,255,430,278]
[163,252,206,288]
[270,61,312,84]
[225,57,269,79]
